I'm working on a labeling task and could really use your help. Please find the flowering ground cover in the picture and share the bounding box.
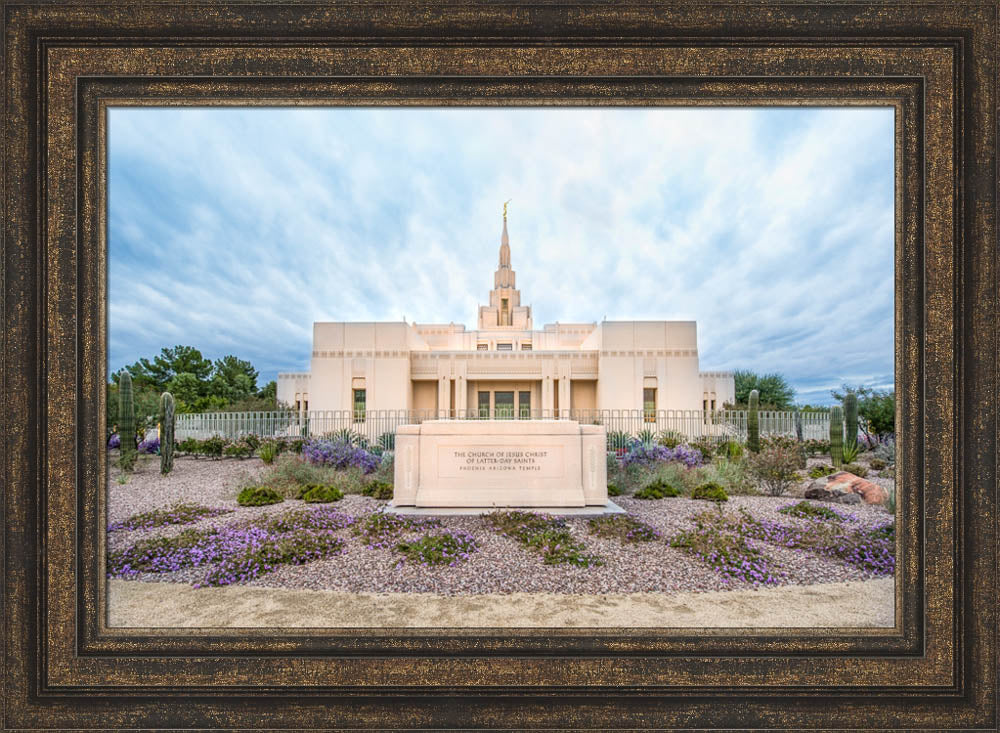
[483,510,604,567]
[107,506,355,587]
[107,456,895,596]
[107,502,233,532]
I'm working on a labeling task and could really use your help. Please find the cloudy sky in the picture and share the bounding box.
[108,106,894,405]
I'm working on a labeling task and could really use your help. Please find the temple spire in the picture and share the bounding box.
[499,200,511,267]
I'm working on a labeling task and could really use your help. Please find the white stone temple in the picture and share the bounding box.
[277,211,734,418]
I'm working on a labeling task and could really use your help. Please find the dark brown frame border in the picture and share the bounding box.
[3,3,996,730]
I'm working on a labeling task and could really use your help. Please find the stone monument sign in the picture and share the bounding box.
[392,420,607,508]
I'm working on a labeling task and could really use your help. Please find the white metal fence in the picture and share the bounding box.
[176,408,832,449]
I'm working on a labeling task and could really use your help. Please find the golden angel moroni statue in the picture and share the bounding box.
[503,199,511,220]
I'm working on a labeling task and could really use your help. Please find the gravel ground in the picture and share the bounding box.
[107,454,895,597]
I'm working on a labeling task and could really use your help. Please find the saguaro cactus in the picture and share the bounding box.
[160,391,175,475]
[747,389,760,453]
[829,404,845,468]
[794,408,804,442]
[843,392,859,448]
[117,371,136,471]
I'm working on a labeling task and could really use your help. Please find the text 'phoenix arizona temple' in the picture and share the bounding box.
[277,212,735,417]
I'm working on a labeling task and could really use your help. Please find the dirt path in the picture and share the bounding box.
[108,577,894,628]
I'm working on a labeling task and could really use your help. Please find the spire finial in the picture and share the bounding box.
[503,199,511,221]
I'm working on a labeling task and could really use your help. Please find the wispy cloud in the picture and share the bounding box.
[109,106,893,404]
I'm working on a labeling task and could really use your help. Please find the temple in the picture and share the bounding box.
[277,210,734,418]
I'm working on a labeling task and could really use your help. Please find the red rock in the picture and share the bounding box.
[824,472,888,504]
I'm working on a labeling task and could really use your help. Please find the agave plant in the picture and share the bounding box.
[841,438,861,464]
[635,429,658,446]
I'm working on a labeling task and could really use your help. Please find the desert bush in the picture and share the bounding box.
[803,438,831,457]
[237,486,284,506]
[223,439,255,459]
[634,479,682,499]
[606,483,622,497]
[747,446,801,496]
[761,434,806,468]
[777,500,854,522]
[201,435,228,459]
[258,440,280,465]
[808,464,836,479]
[371,452,394,485]
[873,438,896,465]
[704,456,757,495]
[177,437,199,455]
[299,484,344,503]
[691,482,729,502]
[719,440,744,460]
[635,428,658,446]
[842,462,868,477]
[688,436,716,460]
[868,457,887,471]
[137,437,160,455]
[362,481,393,500]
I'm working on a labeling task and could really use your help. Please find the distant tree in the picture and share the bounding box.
[120,345,213,392]
[732,370,796,410]
[257,380,277,403]
[211,355,259,399]
[166,372,203,405]
[831,384,895,437]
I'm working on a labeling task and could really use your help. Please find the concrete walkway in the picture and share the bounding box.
[108,577,894,629]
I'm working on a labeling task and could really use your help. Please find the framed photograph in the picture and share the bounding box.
[3,2,997,730]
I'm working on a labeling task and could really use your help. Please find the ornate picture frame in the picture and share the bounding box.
[3,2,996,729]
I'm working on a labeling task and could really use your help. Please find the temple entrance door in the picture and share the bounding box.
[494,391,515,419]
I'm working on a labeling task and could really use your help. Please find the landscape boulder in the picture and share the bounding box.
[806,472,888,505]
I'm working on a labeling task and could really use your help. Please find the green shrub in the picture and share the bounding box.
[688,436,716,460]
[258,440,280,465]
[747,446,801,496]
[371,452,395,485]
[705,456,757,495]
[657,429,686,449]
[762,434,807,468]
[803,438,831,457]
[242,433,262,452]
[607,483,622,497]
[237,486,284,506]
[362,481,393,500]
[223,439,255,459]
[299,484,344,503]
[201,435,228,458]
[777,500,845,521]
[249,453,340,498]
[691,482,729,502]
[868,457,887,471]
[634,479,681,499]
[178,437,200,455]
[808,464,836,479]
[842,462,868,477]
[719,440,744,460]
